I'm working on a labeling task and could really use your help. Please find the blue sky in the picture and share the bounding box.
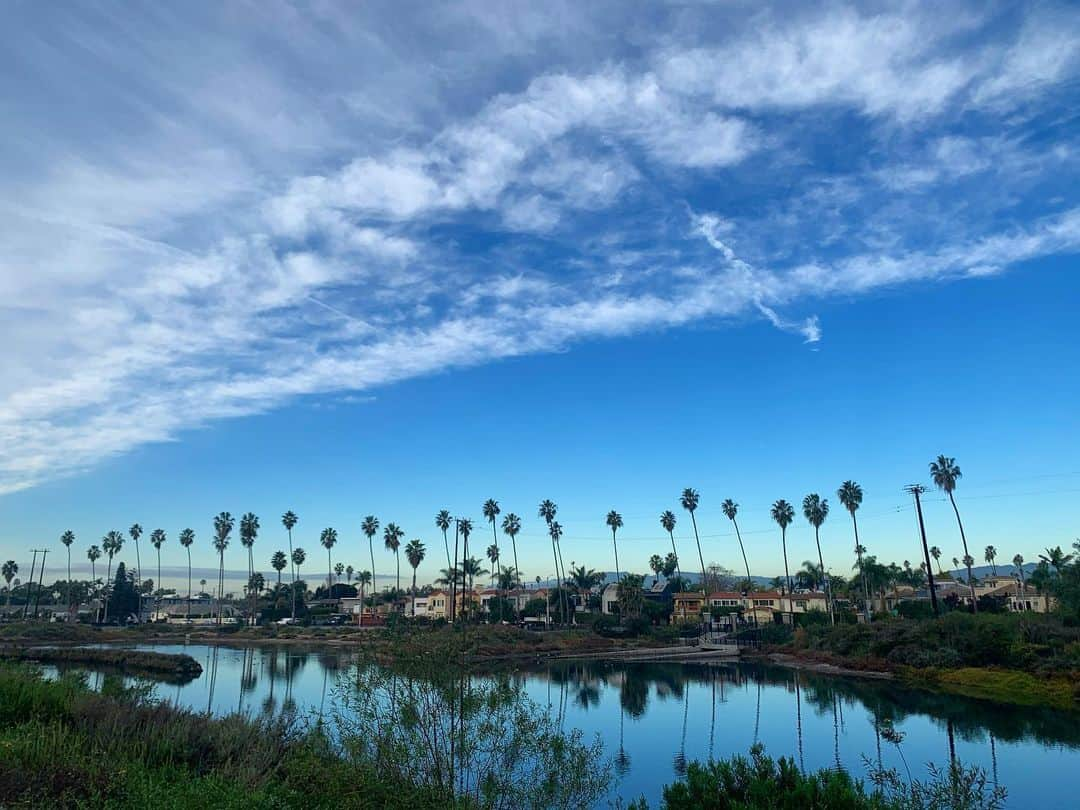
[1,1,1078,591]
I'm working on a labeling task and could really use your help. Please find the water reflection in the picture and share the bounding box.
[63,646,1080,809]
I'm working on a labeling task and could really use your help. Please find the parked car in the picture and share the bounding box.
[276,617,299,625]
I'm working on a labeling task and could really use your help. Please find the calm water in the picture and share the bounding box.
[60,644,1080,808]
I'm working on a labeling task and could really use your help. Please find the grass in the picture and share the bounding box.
[0,646,202,680]
[901,666,1080,710]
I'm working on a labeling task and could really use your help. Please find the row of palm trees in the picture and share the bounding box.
[32,453,981,625]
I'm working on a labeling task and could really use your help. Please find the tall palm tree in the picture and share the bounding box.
[802,494,834,625]
[86,545,100,591]
[271,551,288,587]
[1013,554,1026,596]
[281,511,298,612]
[361,516,379,600]
[405,539,425,614]
[486,544,499,586]
[102,530,124,623]
[320,528,338,595]
[212,513,234,625]
[606,510,624,585]
[502,513,522,585]
[930,455,977,612]
[2,561,17,610]
[660,510,681,581]
[356,569,372,618]
[150,529,166,607]
[129,523,143,615]
[548,519,566,624]
[838,481,870,623]
[680,488,707,593]
[538,500,566,620]
[289,546,306,613]
[985,545,998,576]
[458,519,474,621]
[436,510,453,569]
[383,523,404,594]
[179,530,194,619]
[929,545,943,575]
[60,530,75,610]
[483,499,502,594]
[721,500,752,592]
[240,513,260,581]
[770,499,796,619]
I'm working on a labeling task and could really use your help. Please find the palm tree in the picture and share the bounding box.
[930,455,977,612]
[457,519,474,619]
[538,500,566,621]
[320,528,338,595]
[721,500,753,592]
[405,540,425,614]
[271,551,288,587]
[60,530,75,610]
[176,529,193,619]
[483,499,502,593]
[346,565,354,583]
[568,565,603,610]
[606,510,624,584]
[356,569,371,618]
[929,545,943,575]
[502,513,522,584]
[837,481,870,623]
[102,530,124,623]
[86,545,100,591]
[547,519,566,624]
[240,513,260,581]
[435,510,452,569]
[129,523,143,615]
[660,510,681,581]
[1013,554,1026,596]
[281,511,298,615]
[2,561,17,610]
[649,554,664,585]
[362,516,380,599]
[680,488,707,593]
[770,499,796,619]
[985,545,998,576]
[291,548,307,610]
[383,523,404,594]
[150,528,166,607]
[1039,546,1073,573]
[334,562,345,582]
[486,544,500,586]
[212,513,234,624]
[802,494,833,625]
[952,556,961,572]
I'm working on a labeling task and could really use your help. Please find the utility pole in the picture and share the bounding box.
[22,551,38,619]
[905,485,939,615]
[33,550,49,619]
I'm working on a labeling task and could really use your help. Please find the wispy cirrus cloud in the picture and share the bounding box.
[1,1,1078,494]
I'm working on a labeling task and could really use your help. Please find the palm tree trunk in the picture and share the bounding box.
[450,524,459,624]
[412,569,417,616]
[66,547,72,613]
[396,551,400,594]
[555,539,569,624]
[134,538,143,619]
[327,548,333,598]
[690,511,707,593]
[510,535,519,589]
[442,528,451,570]
[550,538,561,625]
[667,530,682,581]
[612,529,621,586]
[186,547,192,621]
[103,557,113,623]
[814,527,835,625]
[781,527,793,623]
[368,539,376,607]
[852,512,870,623]
[949,491,978,612]
[288,528,296,620]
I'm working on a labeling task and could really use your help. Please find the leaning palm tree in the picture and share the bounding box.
[383,523,404,594]
[660,510,681,581]
[150,528,166,608]
[178,530,194,618]
[721,500,752,592]
[361,516,380,599]
[240,512,260,581]
[837,481,870,623]
[929,545,943,575]
[86,545,101,591]
[930,455,977,612]
[1013,554,1025,595]
[3,560,18,610]
[483,499,502,592]
[320,528,339,595]
[282,511,298,610]
[60,530,75,610]
[538,500,564,602]
[271,551,288,587]
[802,495,834,625]
[405,539,425,614]
[984,545,998,576]
[770,500,796,617]
[502,513,522,584]
[212,513,234,625]
[606,510,624,585]
[680,488,707,593]
[101,530,124,623]
[435,510,453,569]
[129,523,143,615]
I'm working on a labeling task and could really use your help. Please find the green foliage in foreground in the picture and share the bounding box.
[0,662,607,809]
[629,743,1006,810]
